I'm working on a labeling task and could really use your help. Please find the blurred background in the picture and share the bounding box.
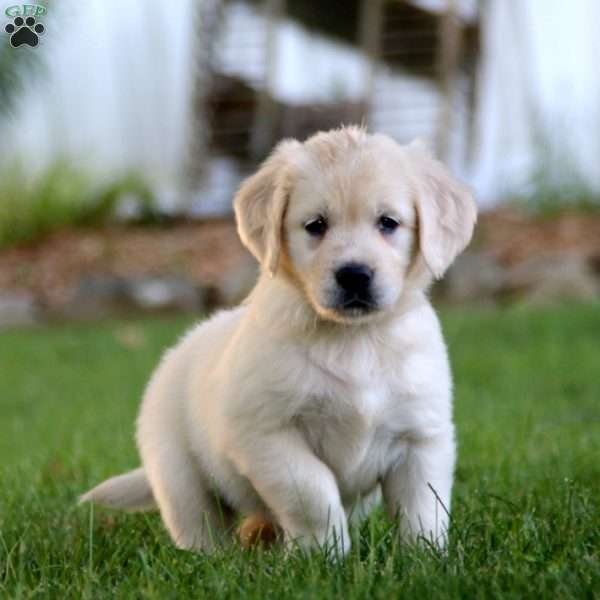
[2,4,599,594]
[1,0,600,325]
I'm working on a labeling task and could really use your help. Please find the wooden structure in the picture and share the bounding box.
[186,0,481,195]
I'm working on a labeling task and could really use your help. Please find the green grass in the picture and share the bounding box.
[0,160,157,248]
[1,305,599,599]
[512,155,600,216]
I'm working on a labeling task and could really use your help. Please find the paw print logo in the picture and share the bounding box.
[5,16,45,48]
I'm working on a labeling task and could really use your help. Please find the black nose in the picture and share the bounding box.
[335,263,374,293]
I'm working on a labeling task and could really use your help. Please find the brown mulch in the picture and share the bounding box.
[474,207,600,267]
[1,208,600,314]
[0,218,248,311]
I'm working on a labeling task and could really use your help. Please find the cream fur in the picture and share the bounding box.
[81,127,476,557]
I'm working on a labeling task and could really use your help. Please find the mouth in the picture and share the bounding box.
[336,295,378,316]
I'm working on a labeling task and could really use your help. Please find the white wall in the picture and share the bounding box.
[0,0,196,210]
[471,0,600,204]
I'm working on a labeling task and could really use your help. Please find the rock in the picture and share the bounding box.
[588,253,600,277]
[62,273,205,319]
[505,254,600,303]
[210,253,259,308]
[0,291,39,327]
[436,251,600,305]
[61,274,130,319]
[436,252,507,304]
[126,275,204,313]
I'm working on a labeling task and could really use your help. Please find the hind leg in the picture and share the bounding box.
[141,444,231,551]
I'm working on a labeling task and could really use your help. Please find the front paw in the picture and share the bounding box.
[398,513,449,549]
[285,517,351,559]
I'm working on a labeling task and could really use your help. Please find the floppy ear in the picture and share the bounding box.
[408,143,477,279]
[233,140,301,277]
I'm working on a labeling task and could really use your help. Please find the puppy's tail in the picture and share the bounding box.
[79,467,156,512]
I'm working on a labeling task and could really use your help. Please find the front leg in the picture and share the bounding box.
[382,427,455,547]
[227,428,350,557]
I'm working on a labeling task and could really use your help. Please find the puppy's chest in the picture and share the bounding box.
[295,381,407,497]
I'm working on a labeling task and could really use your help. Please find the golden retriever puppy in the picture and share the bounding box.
[81,126,476,557]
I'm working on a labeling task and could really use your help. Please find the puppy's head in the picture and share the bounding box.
[234,127,476,324]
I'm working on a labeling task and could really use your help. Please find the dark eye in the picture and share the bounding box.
[304,216,328,237]
[377,215,400,234]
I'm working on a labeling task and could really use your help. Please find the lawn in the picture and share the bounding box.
[1,305,598,599]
